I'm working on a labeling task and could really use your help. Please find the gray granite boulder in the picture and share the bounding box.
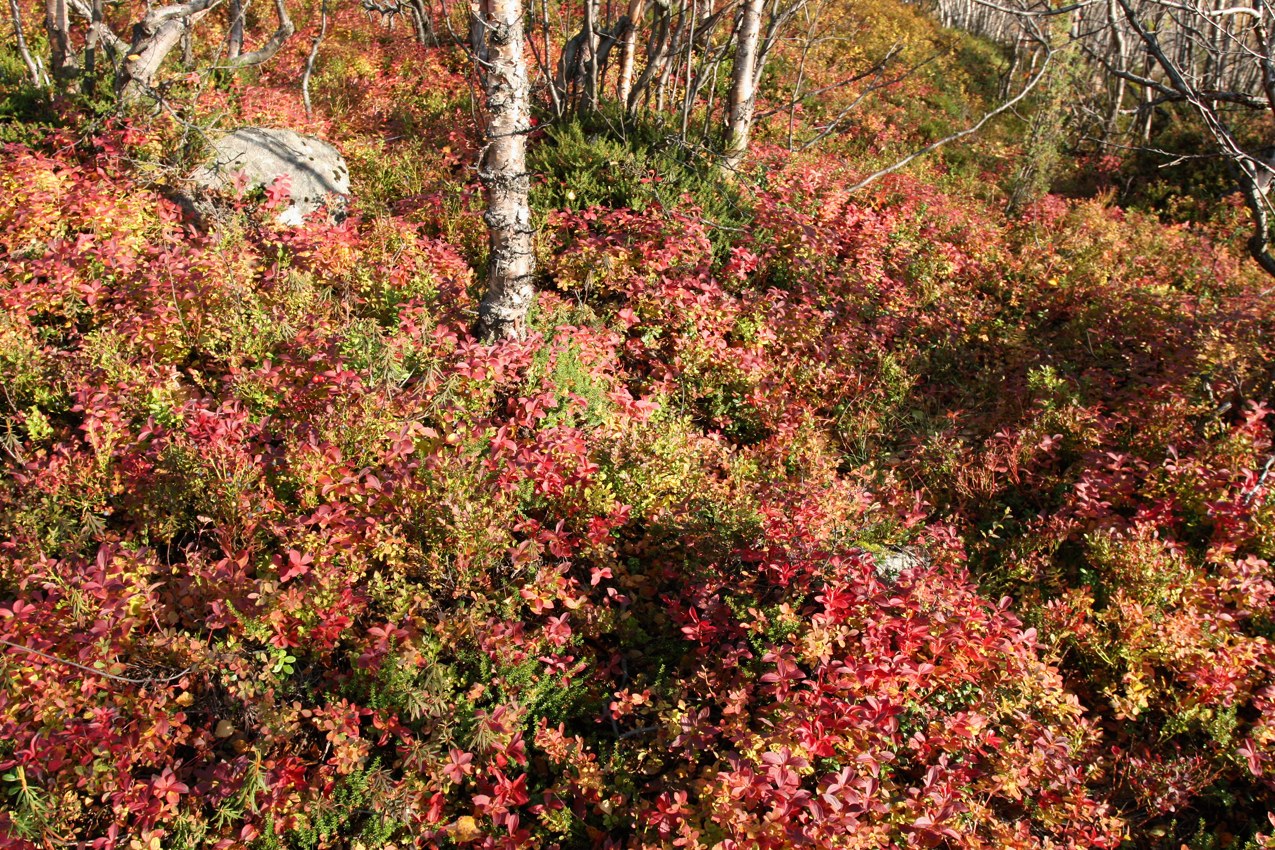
[188,127,350,226]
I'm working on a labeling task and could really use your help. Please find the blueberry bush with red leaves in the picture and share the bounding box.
[3,0,1275,847]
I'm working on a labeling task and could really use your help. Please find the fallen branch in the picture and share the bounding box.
[0,637,192,685]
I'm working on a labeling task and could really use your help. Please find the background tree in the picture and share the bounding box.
[1109,0,1275,275]
[931,0,1275,279]
[26,0,294,101]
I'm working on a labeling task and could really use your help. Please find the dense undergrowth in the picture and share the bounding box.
[3,1,1275,848]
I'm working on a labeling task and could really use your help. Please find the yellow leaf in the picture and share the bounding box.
[452,816,481,842]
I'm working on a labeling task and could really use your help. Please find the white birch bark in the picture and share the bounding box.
[473,0,537,341]
[722,0,764,172]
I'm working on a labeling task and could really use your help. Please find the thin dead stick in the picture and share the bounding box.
[1245,455,1275,506]
[0,637,192,685]
[846,42,1054,193]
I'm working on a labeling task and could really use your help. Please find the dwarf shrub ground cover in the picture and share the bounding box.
[3,4,1275,847]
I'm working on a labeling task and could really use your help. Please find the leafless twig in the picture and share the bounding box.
[0,637,192,685]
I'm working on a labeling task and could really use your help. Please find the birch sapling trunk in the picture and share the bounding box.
[228,0,245,58]
[616,0,644,103]
[474,0,537,341]
[44,0,77,80]
[10,0,46,86]
[581,0,600,112]
[408,0,432,44]
[722,0,763,173]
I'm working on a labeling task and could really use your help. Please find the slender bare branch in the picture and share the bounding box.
[0,638,192,686]
[847,41,1054,192]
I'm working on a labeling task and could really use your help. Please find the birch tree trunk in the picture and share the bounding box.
[114,0,290,102]
[227,0,245,58]
[473,0,537,341]
[616,0,644,103]
[117,12,199,101]
[44,0,77,80]
[580,0,600,112]
[10,0,46,86]
[722,0,763,172]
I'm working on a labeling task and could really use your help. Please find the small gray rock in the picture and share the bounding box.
[871,545,928,583]
[188,127,350,227]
